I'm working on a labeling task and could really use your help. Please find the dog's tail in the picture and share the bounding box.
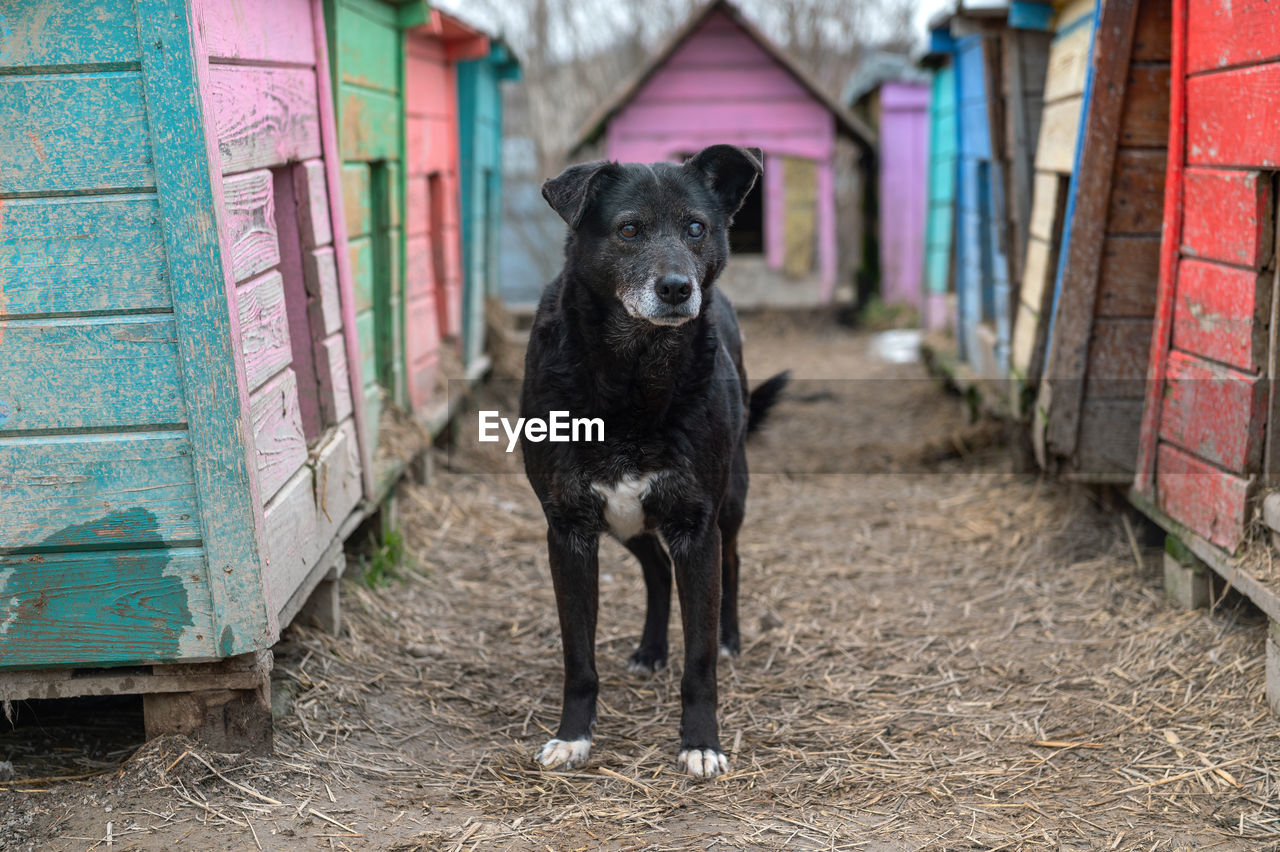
[747,371,790,435]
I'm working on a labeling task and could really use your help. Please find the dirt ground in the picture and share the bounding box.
[4,315,1280,851]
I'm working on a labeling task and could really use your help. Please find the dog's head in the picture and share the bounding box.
[542,145,762,327]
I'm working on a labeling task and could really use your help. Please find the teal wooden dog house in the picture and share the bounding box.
[0,0,371,743]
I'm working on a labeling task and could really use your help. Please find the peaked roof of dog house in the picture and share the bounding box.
[570,0,877,154]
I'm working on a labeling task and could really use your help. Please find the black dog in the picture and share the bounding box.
[520,144,787,778]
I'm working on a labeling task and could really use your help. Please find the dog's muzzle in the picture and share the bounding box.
[622,276,702,326]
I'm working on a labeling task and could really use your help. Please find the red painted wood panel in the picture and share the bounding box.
[405,234,433,300]
[1180,168,1273,268]
[1186,63,1280,167]
[1160,350,1267,474]
[1170,259,1269,372]
[405,296,440,411]
[1156,442,1252,552]
[1186,0,1280,74]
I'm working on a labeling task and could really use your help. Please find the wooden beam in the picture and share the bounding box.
[1043,0,1141,460]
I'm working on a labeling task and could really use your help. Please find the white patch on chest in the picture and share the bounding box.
[591,472,658,541]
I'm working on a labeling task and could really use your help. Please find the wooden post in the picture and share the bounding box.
[1267,620,1280,717]
[1162,535,1210,610]
[141,651,274,755]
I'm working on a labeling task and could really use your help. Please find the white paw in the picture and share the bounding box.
[678,748,728,778]
[626,658,666,674]
[534,738,591,770]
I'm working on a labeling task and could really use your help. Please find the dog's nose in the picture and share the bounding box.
[655,275,693,306]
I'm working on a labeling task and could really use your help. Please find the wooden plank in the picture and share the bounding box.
[1181,168,1273,269]
[0,194,170,317]
[1085,318,1151,398]
[0,1,139,68]
[292,160,333,249]
[1119,65,1170,148]
[1105,148,1166,234]
[1096,236,1160,317]
[1042,15,1094,103]
[194,0,316,65]
[0,650,268,700]
[262,419,362,614]
[236,270,292,393]
[249,369,307,502]
[1156,442,1252,553]
[1028,171,1062,241]
[1134,0,1187,494]
[207,65,322,174]
[303,247,343,336]
[1187,63,1280,167]
[0,317,186,431]
[1132,0,1172,62]
[341,164,372,237]
[1186,0,1280,74]
[0,72,154,194]
[356,309,377,386]
[222,169,280,282]
[140,0,272,653]
[0,432,201,551]
[1043,0,1141,460]
[0,548,216,668]
[348,235,375,313]
[1171,260,1270,373]
[1075,398,1143,476]
[314,334,354,424]
[1033,96,1084,173]
[1160,350,1266,474]
[311,0,376,501]
[339,85,401,162]
[335,0,401,94]
[270,167,323,441]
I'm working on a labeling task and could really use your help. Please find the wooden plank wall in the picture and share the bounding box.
[953,32,1010,379]
[1010,0,1096,389]
[330,0,405,457]
[1,1,224,666]
[198,0,364,616]
[1066,0,1171,478]
[1143,0,1280,551]
[923,63,958,332]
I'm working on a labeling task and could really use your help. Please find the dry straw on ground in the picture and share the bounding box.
[3,317,1280,850]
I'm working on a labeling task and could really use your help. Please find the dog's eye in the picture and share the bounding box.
[618,223,638,240]
[687,222,705,239]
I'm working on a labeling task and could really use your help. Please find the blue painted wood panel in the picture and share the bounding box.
[0,1,140,69]
[0,195,170,317]
[0,432,201,552]
[0,72,155,194]
[0,317,186,431]
[0,548,217,669]
[951,33,1010,375]
[924,64,957,309]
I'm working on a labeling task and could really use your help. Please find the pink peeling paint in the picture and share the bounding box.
[604,8,842,301]
[876,81,930,312]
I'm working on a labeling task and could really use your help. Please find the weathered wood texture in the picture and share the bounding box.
[1036,0,1170,480]
[1138,0,1276,552]
[237,271,292,392]
[1010,2,1096,388]
[923,63,957,332]
[223,170,281,282]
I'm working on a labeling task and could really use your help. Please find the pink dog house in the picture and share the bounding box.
[573,0,875,308]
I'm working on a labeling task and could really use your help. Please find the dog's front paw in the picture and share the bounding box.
[678,748,729,779]
[626,646,667,674]
[534,738,591,770]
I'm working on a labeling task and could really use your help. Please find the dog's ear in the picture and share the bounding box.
[684,145,763,217]
[542,160,620,229]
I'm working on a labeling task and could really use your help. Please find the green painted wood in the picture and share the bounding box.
[0,1,139,69]
[0,432,201,552]
[0,547,217,668]
[341,163,374,236]
[0,317,186,431]
[0,194,170,317]
[339,85,401,162]
[137,0,273,655]
[335,0,400,94]
[356,308,377,385]
[0,72,154,194]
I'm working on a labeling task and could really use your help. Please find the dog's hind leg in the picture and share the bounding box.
[624,534,672,674]
[718,448,748,658]
[535,526,600,771]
